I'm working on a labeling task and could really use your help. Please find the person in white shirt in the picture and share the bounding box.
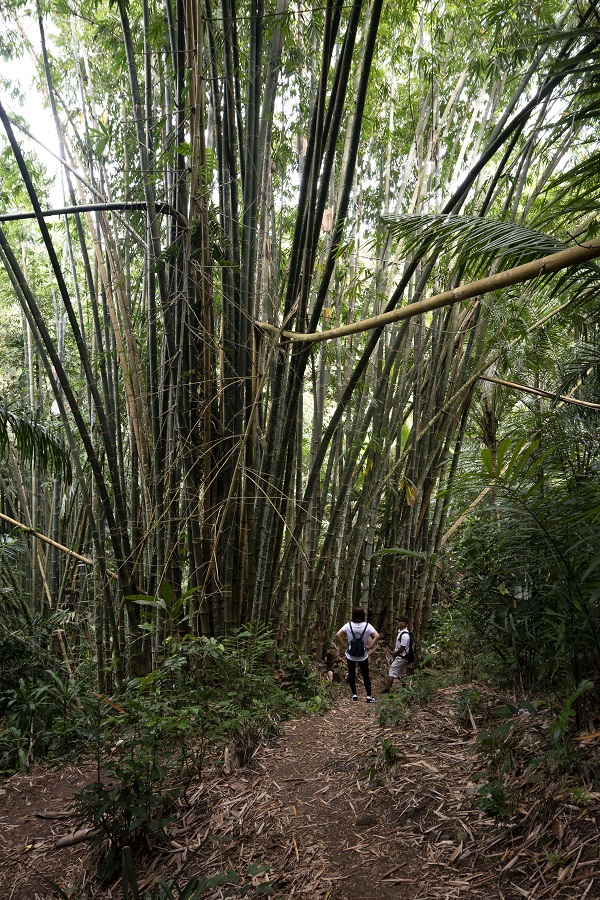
[382,616,411,693]
[336,606,380,702]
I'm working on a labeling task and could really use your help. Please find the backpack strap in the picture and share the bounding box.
[398,628,409,657]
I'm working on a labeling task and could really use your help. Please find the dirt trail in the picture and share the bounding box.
[1,686,598,898]
[249,690,479,898]
[255,698,426,898]
[0,764,94,899]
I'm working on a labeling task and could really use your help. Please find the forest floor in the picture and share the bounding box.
[1,674,599,899]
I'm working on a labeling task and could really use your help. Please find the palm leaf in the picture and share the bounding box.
[384,213,568,279]
[0,401,71,481]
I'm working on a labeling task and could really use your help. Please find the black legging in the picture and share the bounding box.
[346,658,371,696]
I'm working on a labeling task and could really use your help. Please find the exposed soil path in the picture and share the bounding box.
[0,764,94,899]
[173,686,598,899]
[1,685,598,899]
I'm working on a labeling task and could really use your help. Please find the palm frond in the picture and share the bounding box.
[551,340,600,403]
[549,265,600,322]
[0,401,71,482]
[539,152,600,198]
[384,213,568,280]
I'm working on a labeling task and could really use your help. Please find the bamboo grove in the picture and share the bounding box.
[0,0,599,682]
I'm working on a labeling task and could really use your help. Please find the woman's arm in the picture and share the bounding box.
[336,627,347,648]
[366,628,380,651]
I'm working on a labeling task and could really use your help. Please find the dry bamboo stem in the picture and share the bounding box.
[256,238,600,344]
[479,375,600,410]
[0,510,117,579]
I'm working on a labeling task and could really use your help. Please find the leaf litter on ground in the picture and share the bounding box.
[1,680,598,899]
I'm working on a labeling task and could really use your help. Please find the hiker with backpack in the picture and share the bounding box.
[336,606,380,703]
[382,615,414,693]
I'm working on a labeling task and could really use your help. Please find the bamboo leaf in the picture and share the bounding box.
[501,436,527,480]
[128,596,167,610]
[580,553,600,583]
[505,438,538,482]
[159,580,175,607]
[522,475,548,501]
[495,436,513,476]
[121,845,141,900]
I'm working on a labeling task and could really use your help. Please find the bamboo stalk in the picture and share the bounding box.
[256,238,600,345]
[0,510,118,578]
[479,375,600,410]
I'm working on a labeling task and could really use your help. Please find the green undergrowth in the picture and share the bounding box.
[45,846,275,898]
[0,625,329,777]
[457,681,599,824]
[376,655,452,726]
[374,661,598,836]
[0,625,331,886]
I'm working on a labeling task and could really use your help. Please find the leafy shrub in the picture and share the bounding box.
[120,846,274,898]
[48,848,274,899]
[425,593,508,684]
[275,648,327,701]
[76,754,177,884]
[0,630,42,703]
[1,623,325,885]
[0,669,98,774]
[454,688,486,725]
[474,777,513,822]
[0,622,321,778]
[472,682,596,824]
[67,625,318,880]
[476,683,593,775]
[381,736,397,766]
[442,435,600,692]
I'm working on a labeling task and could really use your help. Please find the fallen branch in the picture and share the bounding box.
[35,810,73,820]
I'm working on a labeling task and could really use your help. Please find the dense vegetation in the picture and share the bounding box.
[0,2,599,873]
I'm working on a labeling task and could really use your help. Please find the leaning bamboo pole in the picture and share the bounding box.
[0,510,118,578]
[478,375,600,410]
[256,238,600,345]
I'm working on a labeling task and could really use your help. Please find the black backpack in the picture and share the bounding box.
[399,629,416,664]
[348,623,368,658]
[401,628,417,663]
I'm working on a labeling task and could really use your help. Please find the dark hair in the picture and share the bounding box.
[397,615,409,626]
[351,606,365,623]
